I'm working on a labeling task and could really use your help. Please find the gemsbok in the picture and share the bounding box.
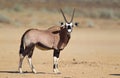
[18,8,78,74]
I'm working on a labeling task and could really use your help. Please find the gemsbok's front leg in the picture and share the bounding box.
[53,49,61,74]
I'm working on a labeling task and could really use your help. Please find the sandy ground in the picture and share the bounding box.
[0,26,120,78]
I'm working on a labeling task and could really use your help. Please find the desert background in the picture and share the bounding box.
[0,0,120,78]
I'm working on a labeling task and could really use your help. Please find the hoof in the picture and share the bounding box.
[53,69,61,74]
[19,72,23,74]
[19,68,23,74]
[54,72,61,74]
[53,71,61,74]
[56,72,61,74]
[32,69,37,74]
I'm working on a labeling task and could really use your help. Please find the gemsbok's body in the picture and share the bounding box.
[19,9,78,74]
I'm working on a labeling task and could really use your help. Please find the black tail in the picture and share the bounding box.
[19,35,24,54]
[19,29,32,54]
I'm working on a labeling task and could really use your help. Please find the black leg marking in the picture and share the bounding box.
[53,49,60,58]
[27,45,35,58]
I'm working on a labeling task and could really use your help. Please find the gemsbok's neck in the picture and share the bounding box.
[58,28,71,49]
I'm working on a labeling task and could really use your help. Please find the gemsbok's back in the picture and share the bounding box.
[18,9,78,74]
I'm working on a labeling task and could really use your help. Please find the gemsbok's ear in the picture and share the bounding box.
[60,22,65,27]
[74,22,79,27]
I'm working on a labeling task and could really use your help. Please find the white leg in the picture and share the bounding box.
[53,56,60,74]
[27,57,37,74]
[19,54,24,73]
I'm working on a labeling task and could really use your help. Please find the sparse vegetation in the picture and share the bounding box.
[12,4,24,12]
[0,0,120,20]
[78,8,120,19]
[0,0,119,28]
[0,14,11,24]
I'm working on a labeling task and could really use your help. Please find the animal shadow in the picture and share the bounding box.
[0,70,47,74]
[109,74,120,76]
[0,70,59,75]
[0,70,19,74]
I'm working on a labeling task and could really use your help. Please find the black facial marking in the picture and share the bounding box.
[68,26,71,29]
[75,22,78,26]
[61,22,64,26]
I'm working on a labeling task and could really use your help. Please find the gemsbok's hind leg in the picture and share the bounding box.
[19,44,34,74]
[53,49,61,74]
[26,45,37,74]
[19,54,25,73]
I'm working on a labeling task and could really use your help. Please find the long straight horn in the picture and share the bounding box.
[60,9,68,23]
[70,8,75,22]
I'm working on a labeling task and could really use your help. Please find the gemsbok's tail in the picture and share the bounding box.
[19,34,24,54]
[19,29,32,54]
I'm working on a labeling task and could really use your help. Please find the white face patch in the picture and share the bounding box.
[66,23,73,33]
[68,29,72,32]
[66,23,73,27]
